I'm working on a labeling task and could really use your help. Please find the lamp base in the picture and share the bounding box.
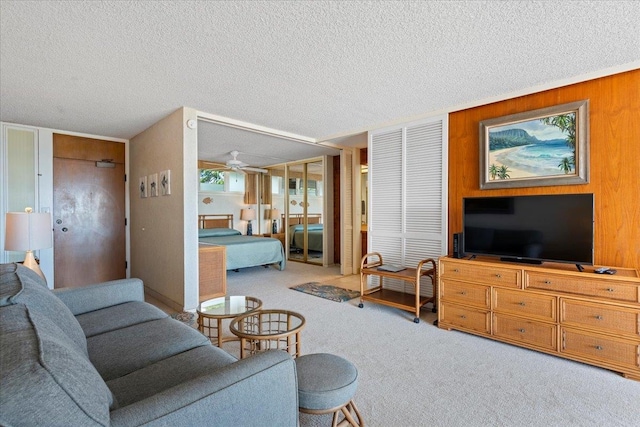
[272,220,277,234]
[247,221,253,236]
[23,250,47,284]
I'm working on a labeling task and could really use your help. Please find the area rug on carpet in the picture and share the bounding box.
[289,282,360,302]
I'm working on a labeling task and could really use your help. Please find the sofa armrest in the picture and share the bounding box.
[109,350,299,427]
[53,278,145,315]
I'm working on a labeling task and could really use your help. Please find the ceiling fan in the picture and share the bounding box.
[222,150,268,174]
[200,150,269,173]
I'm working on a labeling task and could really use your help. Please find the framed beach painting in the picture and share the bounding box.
[479,100,589,189]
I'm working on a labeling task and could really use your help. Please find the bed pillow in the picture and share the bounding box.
[199,228,242,237]
[290,224,323,231]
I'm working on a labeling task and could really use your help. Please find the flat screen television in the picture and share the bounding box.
[462,193,594,267]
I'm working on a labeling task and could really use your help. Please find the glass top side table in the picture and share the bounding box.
[229,309,306,359]
[197,295,262,347]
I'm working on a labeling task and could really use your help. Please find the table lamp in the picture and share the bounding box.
[4,207,53,283]
[269,208,281,234]
[240,208,256,236]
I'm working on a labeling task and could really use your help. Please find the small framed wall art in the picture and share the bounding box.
[159,170,171,196]
[149,173,158,197]
[139,176,148,198]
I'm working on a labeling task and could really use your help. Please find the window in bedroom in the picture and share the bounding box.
[199,170,245,193]
[271,175,284,195]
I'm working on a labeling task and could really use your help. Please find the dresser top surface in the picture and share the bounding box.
[440,256,639,279]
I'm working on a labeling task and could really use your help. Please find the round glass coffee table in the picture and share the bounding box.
[229,309,306,359]
[197,296,262,347]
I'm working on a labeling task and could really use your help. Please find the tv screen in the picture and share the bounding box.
[463,194,594,266]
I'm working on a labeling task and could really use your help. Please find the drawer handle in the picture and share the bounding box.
[460,291,467,296]
[460,315,466,319]
[544,280,552,284]
[595,315,603,320]
[495,274,502,278]
[595,345,603,351]
[519,328,526,333]
[606,288,614,292]
[453,269,460,273]
[518,302,526,306]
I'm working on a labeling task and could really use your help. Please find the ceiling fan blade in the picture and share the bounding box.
[242,166,268,173]
[198,160,227,170]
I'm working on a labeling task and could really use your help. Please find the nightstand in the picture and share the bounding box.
[263,233,285,246]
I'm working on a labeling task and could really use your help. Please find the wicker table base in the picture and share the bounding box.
[197,296,262,347]
[229,309,306,359]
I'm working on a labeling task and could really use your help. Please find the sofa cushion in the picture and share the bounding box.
[108,350,298,427]
[54,278,145,316]
[107,345,237,406]
[76,301,168,337]
[0,304,113,426]
[88,317,211,381]
[0,263,21,306]
[1,263,87,356]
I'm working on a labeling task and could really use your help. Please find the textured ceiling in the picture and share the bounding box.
[1,1,639,166]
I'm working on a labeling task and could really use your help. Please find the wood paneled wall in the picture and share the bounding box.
[448,69,640,270]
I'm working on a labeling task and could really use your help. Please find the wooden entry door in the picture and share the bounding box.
[53,134,126,287]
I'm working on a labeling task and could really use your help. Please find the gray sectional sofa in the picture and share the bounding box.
[0,263,299,426]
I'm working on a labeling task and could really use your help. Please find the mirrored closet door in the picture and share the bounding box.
[286,159,324,265]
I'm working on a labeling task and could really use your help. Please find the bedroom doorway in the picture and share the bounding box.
[286,159,324,265]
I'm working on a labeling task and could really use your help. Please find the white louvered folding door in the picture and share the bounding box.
[368,115,448,297]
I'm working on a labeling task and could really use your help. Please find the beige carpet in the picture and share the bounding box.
[204,262,640,426]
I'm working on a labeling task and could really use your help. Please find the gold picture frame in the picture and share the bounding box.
[479,100,589,189]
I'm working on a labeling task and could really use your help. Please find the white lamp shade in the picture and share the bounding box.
[5,211,53,251]
[270,209,281,219]
[240,209,256,221]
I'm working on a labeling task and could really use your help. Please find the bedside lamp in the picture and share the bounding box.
[240,208,256,236]
[5,207,53,283]
[269,208,281,234]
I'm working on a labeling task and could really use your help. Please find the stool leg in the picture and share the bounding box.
[348,400,364,426]
[335,400,364,427]
[332,410,340,427]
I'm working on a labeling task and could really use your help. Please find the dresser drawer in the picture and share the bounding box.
[440,261,521,288]
[560,299,640,337]
[525,272,639,302]
[440,302,490,334]
[493,313,557,351]
[440,279,490,309]
[561,327,640,371]
[493,288,556,321]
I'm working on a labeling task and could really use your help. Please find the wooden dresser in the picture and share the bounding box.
[438,256,640,380]
[199,244,226,301]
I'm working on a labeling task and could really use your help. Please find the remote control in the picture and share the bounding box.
[604,269,617,275]
[594,267,609,274]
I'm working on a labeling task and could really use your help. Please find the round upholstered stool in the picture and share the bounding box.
[295,353,364,427]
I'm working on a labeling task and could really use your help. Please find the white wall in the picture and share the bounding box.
[198,192,261,234]
[130,107,199,311]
